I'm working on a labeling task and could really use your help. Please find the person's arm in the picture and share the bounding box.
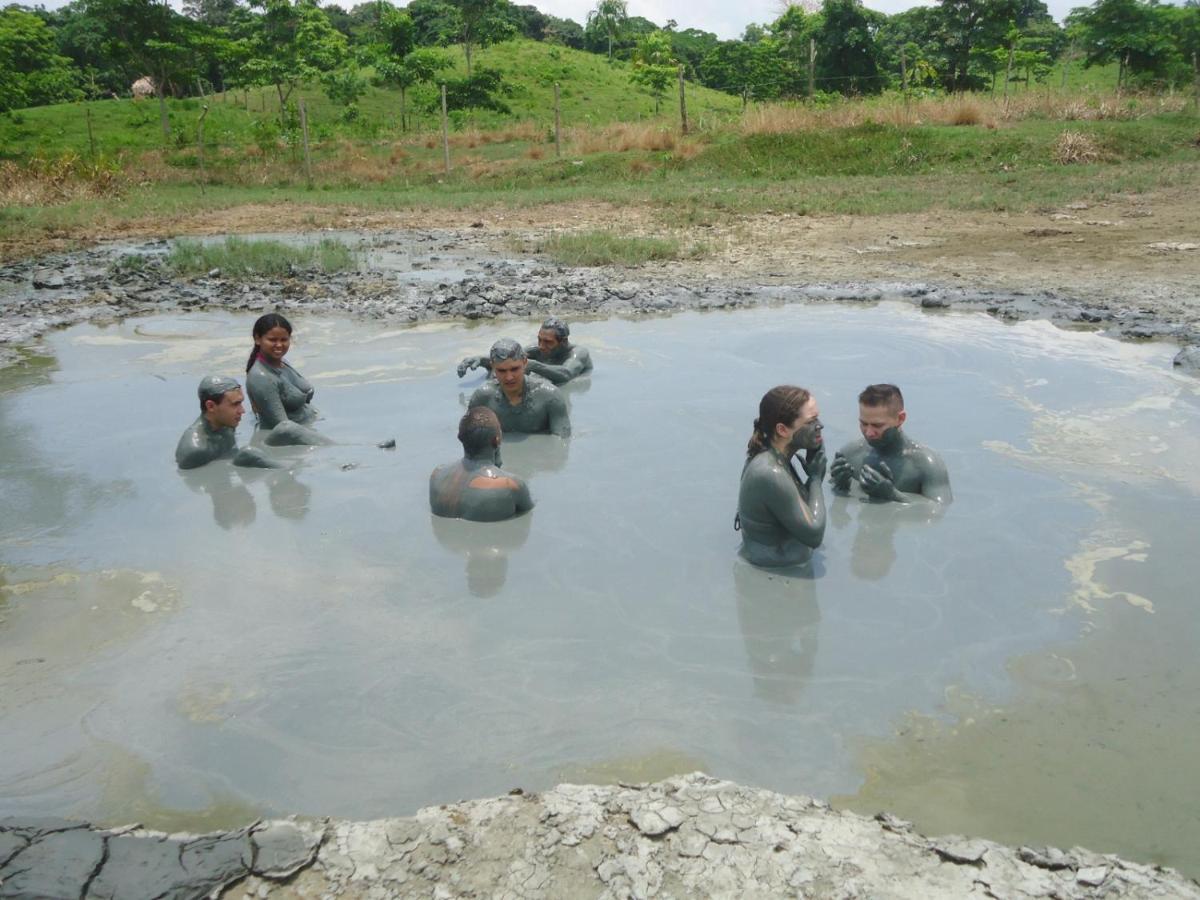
[525,349,589,385]
[513,478,534,514]
[232,447,282,468]
[457,356,492,378]
[860,451,951,505]
[175,434,213,470]
[248,368,289,430]
[546,390,571,437]
[762,465,826,550]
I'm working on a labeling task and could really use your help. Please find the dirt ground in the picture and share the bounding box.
[6,182,1199,326]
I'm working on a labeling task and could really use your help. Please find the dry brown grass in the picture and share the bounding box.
[1052,130,1102,164]
[571,122,679,153]
[0,154,124,206]
[526,145,545,160]
[736,91,1190,136]
[628,159,654,174]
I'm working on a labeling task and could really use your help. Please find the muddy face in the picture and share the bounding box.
[858,403,904,450]
[255,326,291,367]
[492,357,527,400]
[205,388,244,430]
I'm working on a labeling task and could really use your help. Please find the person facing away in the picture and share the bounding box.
[457,316,593,385]
[467,338,571,437]
[175,375,278,470]
[430,407,534,522]
[736,385,828,568]
[829,383,952,504]
[245,312,318,430]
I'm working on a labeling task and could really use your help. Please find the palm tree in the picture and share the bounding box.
[587,0,628,61]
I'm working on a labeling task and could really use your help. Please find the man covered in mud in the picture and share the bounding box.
[175,375,279,470]
[456,317,593,385]
[466,339,571,437]
[830,383,952,504]
[430,407,534,522]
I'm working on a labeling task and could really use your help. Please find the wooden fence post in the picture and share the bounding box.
[554,82,562,158]
[808,39,816,100]
[678,67,688,135]
[900,47,910,117]
[85,104,97,162]
[197,104,209,195]
[441,84,451,175]
[298,99,313,189]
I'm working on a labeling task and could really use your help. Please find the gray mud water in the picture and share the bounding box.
[3,301,1199,883]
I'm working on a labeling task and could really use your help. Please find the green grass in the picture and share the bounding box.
[535,230,704,265]
[165,235,358,276]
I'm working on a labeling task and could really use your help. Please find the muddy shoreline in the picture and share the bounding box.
[2,225,1198,375]
[3,774,1198,898]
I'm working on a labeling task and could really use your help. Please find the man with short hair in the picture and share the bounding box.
[467,339,571,437]
[456,317,593,385]
[830,384,951,504]
[430,407,534,522]
[175,375,278,469]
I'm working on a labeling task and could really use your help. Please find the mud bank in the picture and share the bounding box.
[1,228,1198,372]
[2,774,1197,899]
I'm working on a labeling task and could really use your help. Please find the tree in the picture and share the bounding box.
[0,7,81,112]
[243,0,348,121]
[446,0,515,76]
[813,0,885,95]
[586,0,627,61]
[768,4,819,97]
[371,7,450,130]
[935,0,1022,91]
[1068,0,1182,87]
[72,0,203,139]
[437,65,510,113]
[630,29,676,113]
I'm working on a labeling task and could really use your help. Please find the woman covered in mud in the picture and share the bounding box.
[245,313,317,425]
[736,385,827,568]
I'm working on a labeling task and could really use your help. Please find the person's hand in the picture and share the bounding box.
[457,356,482,378]
[830,453,853,491]
[860,462,901,501]
[801,447,827,484]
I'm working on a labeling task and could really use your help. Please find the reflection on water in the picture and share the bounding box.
[1,305,1198,877]
[431,513,532,598]
[734,561,819,706]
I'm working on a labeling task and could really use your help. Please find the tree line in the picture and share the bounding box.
[2,0,1198,119]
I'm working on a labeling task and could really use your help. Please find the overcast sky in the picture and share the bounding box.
[534,0,1086,40]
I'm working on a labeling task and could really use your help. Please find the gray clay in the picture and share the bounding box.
[466,340,570,437]
[1173,344,1200,374]
[247,358,318,430]
[830,385,951,504]
[737,390,827,568]
[430,407,533,522]
[457,318,593,385]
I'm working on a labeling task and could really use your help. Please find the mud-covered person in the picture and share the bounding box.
[245,313,329,446]
[830,383,952,504]
[467,339,571,437]
[736,385,827,568]
[457,317,593,385]
[175,375,278,470]
[430,407,534,522]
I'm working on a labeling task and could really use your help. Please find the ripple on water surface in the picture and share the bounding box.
[0,303,1197,876]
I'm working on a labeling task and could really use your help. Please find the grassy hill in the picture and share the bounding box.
[0,38,743,162]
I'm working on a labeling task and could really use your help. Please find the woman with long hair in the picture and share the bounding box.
[244,313,318,431]
[736,385,827,567]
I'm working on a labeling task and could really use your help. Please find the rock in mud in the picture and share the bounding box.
[1173,345,1200,373]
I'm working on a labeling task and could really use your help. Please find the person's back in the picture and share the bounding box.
[430,406,533,523]
[429,459,532,523]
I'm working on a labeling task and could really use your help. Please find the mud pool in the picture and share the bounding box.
[2,303,1199,877]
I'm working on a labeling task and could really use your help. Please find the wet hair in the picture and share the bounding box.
[859,383,904,413]
[198,375,240,413]
[747,385,812,459]
[540,317,570,343]
[489,338,527,363]
[246,313,293,373]
[458,406,501,456]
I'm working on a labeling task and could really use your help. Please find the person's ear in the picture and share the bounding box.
[897,410,907,427]
[204,399,216,413]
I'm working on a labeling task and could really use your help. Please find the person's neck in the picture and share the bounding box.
[770,437,793,459]
[257,352,283,369]
[875,428,908,454]
[202,413,226,432]
[464,450,496,465]
[502,380,525,405]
